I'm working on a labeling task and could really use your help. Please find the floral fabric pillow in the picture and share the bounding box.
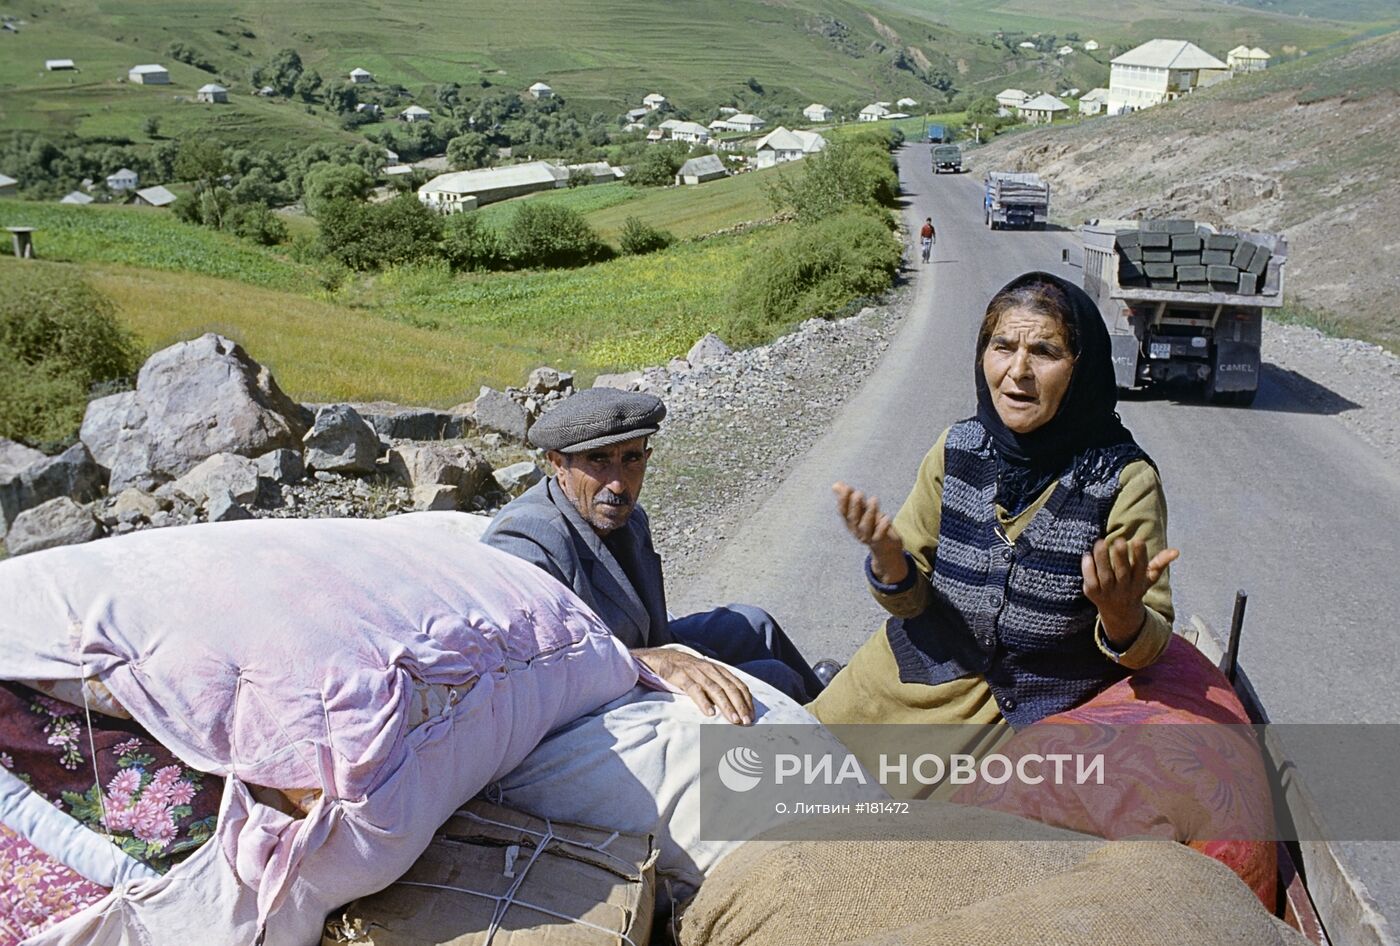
[0,682,221,873]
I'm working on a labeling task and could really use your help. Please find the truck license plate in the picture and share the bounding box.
[1149,342,1172,359]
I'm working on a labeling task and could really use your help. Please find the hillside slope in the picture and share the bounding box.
[0,0,1377,150]
[967,29,1400,350]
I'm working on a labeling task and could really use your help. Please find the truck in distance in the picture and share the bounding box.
[931,144,963,174]
[926,123,949,143]
[983,172,1050,229]
[1079,219,1287,406]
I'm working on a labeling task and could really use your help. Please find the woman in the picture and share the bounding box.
[811,271,1178,749]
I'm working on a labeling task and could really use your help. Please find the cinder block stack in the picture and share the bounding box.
[1115,220,1269,293]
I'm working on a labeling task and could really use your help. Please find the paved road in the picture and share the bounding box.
[674,143,1400,926]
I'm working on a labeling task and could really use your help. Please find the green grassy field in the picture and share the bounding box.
[873,0,1373,50]
[0,194,802,403]
[0,201,315,290]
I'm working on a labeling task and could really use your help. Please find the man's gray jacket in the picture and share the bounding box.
[480,477,676,648]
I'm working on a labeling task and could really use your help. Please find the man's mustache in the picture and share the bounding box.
[595,489,632,507]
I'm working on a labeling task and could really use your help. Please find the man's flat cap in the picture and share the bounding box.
[528,388,666,453]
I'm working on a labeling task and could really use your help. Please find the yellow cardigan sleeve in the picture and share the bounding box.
[868,437,1175,671]
[1092,459,1175,669]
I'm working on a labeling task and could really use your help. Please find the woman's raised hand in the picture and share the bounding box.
[833,482,909,585]
[1081,537,1181,649]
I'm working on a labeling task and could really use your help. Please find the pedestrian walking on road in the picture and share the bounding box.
[919,216,936,263]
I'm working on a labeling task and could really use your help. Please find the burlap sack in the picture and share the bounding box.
[844,841,1312,946]
[678,804,1104,946]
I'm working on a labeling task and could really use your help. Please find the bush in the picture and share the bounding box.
[0,265,139,448]
[318,194,444,271]
[766,137,899,223]
[303,163,375,216]
[226,203,288,246]
[629,144,687,187]
[618,216,675,256]
[441,212,506,272]
[726,209,900,344]
[505,203,611,269]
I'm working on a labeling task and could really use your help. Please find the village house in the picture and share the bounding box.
[130,185,176,207]
[45,59,76,71]
[355,102,382,116]
[754,127,827,168]
[1085,40,1100,51]
[256,85,276,97]
[624,107,649,124]
[60,190,93,204]
[858,103,889,122]
[995,89,1029,116]
[642,92,666,111]
[400,105,431,122]
[707,118,730,133]
[565,161,619,185]
[1057,45,1075,56]
[383,164,415,179]
[384,148,400,163]
[418,160,568,211]
[646,128,664,142]
[717,106,739,116]
[803,103,833,123]
[896,97,918,108]
[661,120,711,144]
[105,168,139,192]
[0,173,17,198]
[1078,88,1110,116]
[1018,93,1070,124]
[1228,46,1271,73]
[675,153,728,185]
[349,67,374,84]
[128,64,170,85]
[711,113,764,133]
[1107,39,1229,115]
[196,83,228,104]
[1018,41,1036,49]
[527,81,554,100]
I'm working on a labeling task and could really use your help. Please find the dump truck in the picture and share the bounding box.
[926,123,948,143]
[984,172,1050,229]
[1079,219,1287,406]
[931,143,963,174]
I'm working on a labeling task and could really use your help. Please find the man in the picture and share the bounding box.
[919,216,936,263]
[482,388,830,724]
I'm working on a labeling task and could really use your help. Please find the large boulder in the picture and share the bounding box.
[105,334,310,492]
[0,439,48,535]
[473,388,531,442]
[80,390,142,474]
[385,442,493,506]
[255,448,304,485]
[361,407,469,441]
[0,443,103,536]
[168,453,261,507]
[5,497,104,556]
[525,367,574,396]
[592,371,643,392]
[493,461,543,493]
[303,404,379,474]
[687,332,733,367]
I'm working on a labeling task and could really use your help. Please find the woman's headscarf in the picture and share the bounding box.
[973,270,1147,514]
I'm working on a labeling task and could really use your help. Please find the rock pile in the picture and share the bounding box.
[0,333,549,556]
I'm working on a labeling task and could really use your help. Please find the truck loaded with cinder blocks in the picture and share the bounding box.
[1079,220,1288,406]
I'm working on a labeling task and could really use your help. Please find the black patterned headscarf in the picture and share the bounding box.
[973,271,1149,514]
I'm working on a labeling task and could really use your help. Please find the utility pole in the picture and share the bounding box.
[969,122,984,144]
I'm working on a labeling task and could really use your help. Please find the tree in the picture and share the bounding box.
[142,116,161,139]
[446,132,492,171]
[629,143,686,187]
[175,139,226,190]
[323,83,358,115]
[303,163,374,216]
[317,195,443,270]
[253,47,304,96]
[294,69,323,103]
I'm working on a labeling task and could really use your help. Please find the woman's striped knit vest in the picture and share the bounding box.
[886,419,1146,729]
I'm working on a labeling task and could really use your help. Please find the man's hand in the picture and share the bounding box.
[1081,537,1181,648]
[636,648,754,726]
[832,482,908,585]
